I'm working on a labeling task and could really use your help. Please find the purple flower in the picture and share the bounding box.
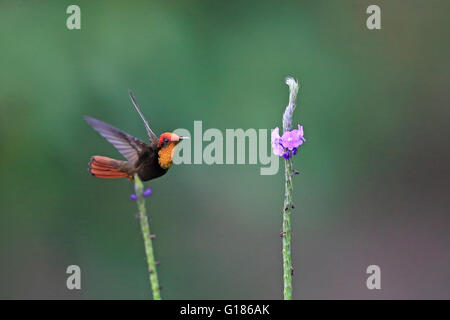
[281,124,305,151]
[282,151,292,159]
[130,194,138,201]
[295,125,306,143]
[143,188,152,197]
[271,127,285,156]
[271,124,305,158]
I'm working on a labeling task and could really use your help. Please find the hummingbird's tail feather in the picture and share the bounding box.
[88,156,131,179]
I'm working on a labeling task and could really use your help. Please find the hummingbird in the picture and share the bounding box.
[84,92,187,181]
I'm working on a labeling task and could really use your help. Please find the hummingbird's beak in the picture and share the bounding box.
[179,136,190,141]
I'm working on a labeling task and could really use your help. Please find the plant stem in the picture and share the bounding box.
[134,174,161,300]
[281,77,299,300]
[282,157,294,299]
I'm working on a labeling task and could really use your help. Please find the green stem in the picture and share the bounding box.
[281,77,299,300]
[134,175,161,300]
[282,157,294,299]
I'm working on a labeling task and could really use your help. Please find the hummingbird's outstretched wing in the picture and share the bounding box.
[84,116,147,166]
[128,91,159,148]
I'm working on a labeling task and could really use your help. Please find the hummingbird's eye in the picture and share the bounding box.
[163,138,169,144]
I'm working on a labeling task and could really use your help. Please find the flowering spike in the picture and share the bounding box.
[281,76,302,300]
[130,194,138,201]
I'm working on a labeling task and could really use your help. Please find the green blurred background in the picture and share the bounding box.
[0,0,449,299]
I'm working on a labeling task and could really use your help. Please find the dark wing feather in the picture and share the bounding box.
[128,91,159,148]
[84,116,147,165]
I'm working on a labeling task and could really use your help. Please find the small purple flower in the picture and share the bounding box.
[143,188,152,197]
[130,194,138,201]
[292,147,298,156]
[282,151,292,160]
[271,127,284,156]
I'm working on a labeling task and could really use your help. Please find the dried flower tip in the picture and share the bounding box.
[280,232,286,238]
[150,234,156,239]
[155,261,160,265]
[285,77,298,90]
[285,77,299,107]
[290,266,294,276]
[293,169,300,175]
[290,202,295,209]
